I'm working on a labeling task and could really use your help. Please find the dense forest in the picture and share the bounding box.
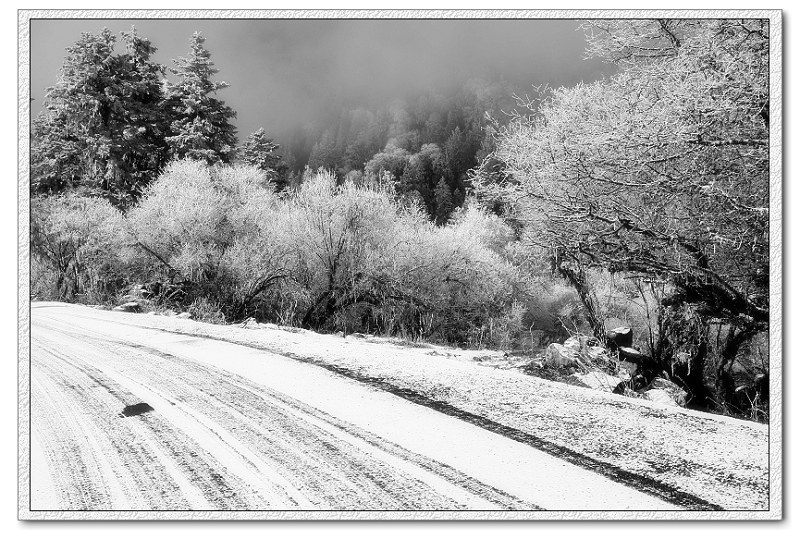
[30,20,770,421]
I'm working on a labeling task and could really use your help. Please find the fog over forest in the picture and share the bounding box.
[31,19,611,148]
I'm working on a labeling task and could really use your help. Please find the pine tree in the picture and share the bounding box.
[434,177,454,225]
[239,128,288,190]
[397,165,418,197]
[111,28,171,196]
[442,126,468,185]
[165,32,237,165]
[31,28,169,206]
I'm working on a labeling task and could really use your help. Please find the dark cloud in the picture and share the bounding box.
[30,18,610,141]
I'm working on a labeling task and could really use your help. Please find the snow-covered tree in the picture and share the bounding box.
[32,28,169,206]
[492,19,770,406]
[239,128,287,190]
[165,32,237,164]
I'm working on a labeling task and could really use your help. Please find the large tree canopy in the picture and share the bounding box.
[493,19,768,326]
[487,19,769,403]
[32,28,169,206]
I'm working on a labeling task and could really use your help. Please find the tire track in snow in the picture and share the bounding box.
[132,323,719,510]
[32,310,532,510]
[32,331,284,510]
[112,342,537,509]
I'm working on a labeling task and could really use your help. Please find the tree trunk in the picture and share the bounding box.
[553,253,605,341]
[656,303,711,409]
[715,325,760,413]
[301,290,338,329]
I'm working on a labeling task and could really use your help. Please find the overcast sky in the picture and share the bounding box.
[30,18,611,140]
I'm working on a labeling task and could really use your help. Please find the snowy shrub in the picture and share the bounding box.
[188,296,226,324]
[447,203,515,254]
[419,213,523,345]
[30,195,126,302]
[274,171,523,345]
[32,161,530,347]
[125,159,286,316]
[286,170,408,329]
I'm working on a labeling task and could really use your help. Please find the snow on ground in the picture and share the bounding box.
[41,303,769,510]
[31,303,688,512]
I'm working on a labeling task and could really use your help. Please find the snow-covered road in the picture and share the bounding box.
[30,303,680,511]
